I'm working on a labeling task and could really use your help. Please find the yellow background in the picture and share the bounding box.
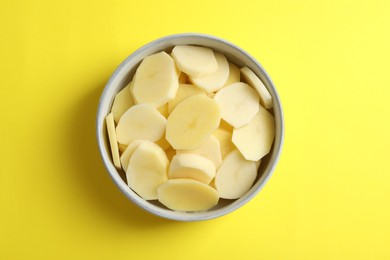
[1,0,390,259]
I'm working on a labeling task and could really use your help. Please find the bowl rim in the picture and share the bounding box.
[96,33,284,221]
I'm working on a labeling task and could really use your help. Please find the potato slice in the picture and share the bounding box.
[169,154,216,184]
[189,52,230,93]
[120,140,145,171]
[157,179,219,211]
[224,62,240,87]
[168,84,206,113]
[126,141,169,200]
[105,113,121,169]
[215,150,257,199]
[171,45,218,77]
[240,66,273,109]
[132,51,179,108]
[116,104,166,145]
[213,128,235,158]
[214,82,260,128]
[166,95,221,150]
[111,81,135,123]
[177,135,222,168]
[232,106,275,161]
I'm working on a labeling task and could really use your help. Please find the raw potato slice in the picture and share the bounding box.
[126,141,169,200]
[157,179,219,211]
[168,84,206,113]
[105,113,121,169]
[213,128,235,158]
[215,150,257,199]
[240,66,273,109]
[169,154,216,184]
[132,51,179,107]
[116,104,166,145]
[177,135,222,168]
[157,104,169,118]
[111,81,135,123]
[214,82,260,128]
[189,52,230,93]
[166,95,221,150]
[232,106,275,161]
[224,62,240,87]
[171,45,218,77]
[120,140,145,171]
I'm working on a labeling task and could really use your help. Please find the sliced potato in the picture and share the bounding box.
[232,106,275,161]
[171,45,218,77]
[111,81,135,123]
[166,95,221,150]
[157,179,219,211]
[215,150,257,199]
[189,52,229,93]
[177,135,222,168]
[132,51,179,107]
[126,141,169,200]
[116,104,166,145]
[105,113,121,169]
[169,153,216,184]
[214,82,260,128]
[240,66,273,109]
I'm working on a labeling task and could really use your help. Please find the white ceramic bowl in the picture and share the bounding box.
[96,33,284,221]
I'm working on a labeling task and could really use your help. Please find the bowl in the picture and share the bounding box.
[96,33,284,221]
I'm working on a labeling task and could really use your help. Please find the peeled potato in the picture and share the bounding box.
[132,51,179,108]
[189,52,230,93]
[215,150,257,199]
[240,66,273,109]
[177,135,222,168]
[111,81,135,123]
[166,95,221,150]
[126,141,169,200]
[105,113,121,169]
[169,153,216,184]
[157,179,219,211]
[232,105,275,161]
[171,45,218,77]
[214,82,260,128]
[116,104,166,145]
[224,62,240,86]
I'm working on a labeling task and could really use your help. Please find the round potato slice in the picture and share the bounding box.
[157,179,219,211]
[215,150,257,199]
[214,82,260,128]
[116,104,166,145]
[166,95,221,150]
[126,141,169,200]
[169,153,216,184]
[171,45,218,78]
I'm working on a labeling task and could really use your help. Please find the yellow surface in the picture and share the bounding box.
[1,0,390,259]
